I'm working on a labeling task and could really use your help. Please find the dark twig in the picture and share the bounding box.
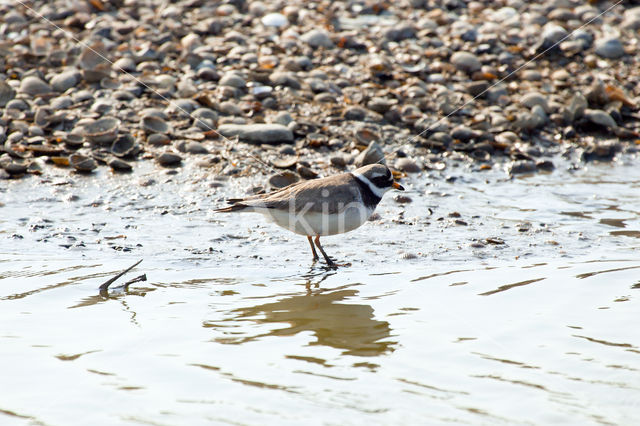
[98,259,143,292]
[123,274,147,287]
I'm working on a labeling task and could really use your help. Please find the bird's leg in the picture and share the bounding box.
[307,236,319,261]
[314,236,336,268]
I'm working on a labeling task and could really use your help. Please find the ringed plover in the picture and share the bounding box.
[215,164,404,267]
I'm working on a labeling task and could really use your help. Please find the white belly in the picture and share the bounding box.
[259,205,375,236]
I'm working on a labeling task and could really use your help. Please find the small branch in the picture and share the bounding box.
[123,274,147,287]
[99,259,143,292]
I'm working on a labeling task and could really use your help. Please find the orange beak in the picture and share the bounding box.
[392,181,404,191]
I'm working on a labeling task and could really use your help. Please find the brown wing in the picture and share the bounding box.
[243,173,362,214]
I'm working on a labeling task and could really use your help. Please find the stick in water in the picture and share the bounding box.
[99,259,143,292]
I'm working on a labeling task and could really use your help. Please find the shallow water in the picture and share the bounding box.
[1,158,640,425]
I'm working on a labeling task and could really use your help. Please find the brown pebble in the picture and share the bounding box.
[156,152,182,166]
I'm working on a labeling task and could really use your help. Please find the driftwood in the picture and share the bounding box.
[99,259,143,293]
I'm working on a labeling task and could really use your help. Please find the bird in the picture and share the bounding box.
[214,163,404,267]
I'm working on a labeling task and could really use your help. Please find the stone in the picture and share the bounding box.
[584,109,617,128]
[156,152,182,166]
[594,37,625,59]
[450,51,481,73]
[19,76,51,95]
[50,70,80,92]
[508,160,537,175]
[396,158,421,173]
[217,123,294,144]
[355,141,385,167]
[300,29,333,48]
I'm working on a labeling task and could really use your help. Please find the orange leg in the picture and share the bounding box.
[313,236,335,267]
[307,236,319,261]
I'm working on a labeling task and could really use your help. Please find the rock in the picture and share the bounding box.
[466,81,489,97]
[540,23,568,48]
[451,125,474,142]
[343,106,367,121]
[108,158,132,171]
[219,72,246,88]
[147,133,170,146]
[594,37,625,59]
[394,194,413,204]
[271,111,293,126]
[450,51,481,73]
[50,95,73,110]
[367,97,396,114]
[19,76,51,95]
[582,140,621,162]
[536,160,555,172]
[50,70,80,92]
[156,152,182,166]
[112,57,136,72]
[300,29,333,48]
[355,141,385,167]
[261,13,288,27]
[384,25,416,41]
[0,81,16,107]
[179,141,209,154]
[508,160,537,175]
[521,70,542,81]
[269,72,301,89]
[297,164,318,179]
[69,154,97,172]
[330,155,347,168]
[217,123,293,144]
[3,161,28,175]
[269,171,299,188]
[520,92,549,112]
[584,109,617,128]
[396,158,421,173]
[566,93,588,122]
[141,115,172,134]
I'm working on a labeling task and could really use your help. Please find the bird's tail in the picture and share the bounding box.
[214,203,249,213]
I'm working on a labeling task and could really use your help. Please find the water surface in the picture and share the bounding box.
[1,158,639,425]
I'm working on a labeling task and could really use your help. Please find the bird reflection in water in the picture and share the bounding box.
[208,270,395,357]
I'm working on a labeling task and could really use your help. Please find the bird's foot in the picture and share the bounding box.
[322,258,351,269]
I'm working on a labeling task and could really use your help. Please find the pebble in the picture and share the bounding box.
[19,76,51,96]
[300,29,333,48]
[396,158,421,173]
[217,124,293,144]
[108,158,132,171]
[0,0,637,182]
[147,133,170,146]
[178,141,209,154]
[451,125,474,142]
[269,171,299,188]
[50,70,80,92]
[271,112,294,126]
[113,57,136,73]
[343,106,368,121]
[594,37,625,59]
[156,152,182,166]
[450,52,481,73]
[330,155,347,168]
[355,142,385,167]
[261,13,288,28]
[508,160,537,175]
[540,23,568,48]
[584,109,617,128]
[219,72,246,88]
[394,194,413,204]
[269,72,301,89]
